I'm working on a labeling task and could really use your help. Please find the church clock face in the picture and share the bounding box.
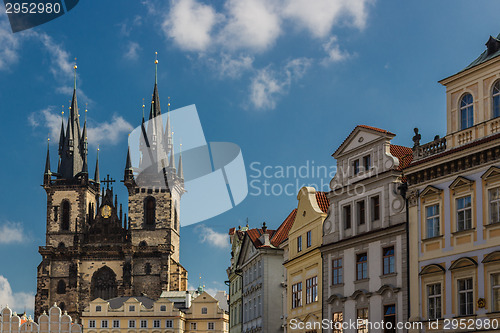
[101,205,112,218]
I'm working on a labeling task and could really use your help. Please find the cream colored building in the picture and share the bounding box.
[407,33,500,331]
[284,187,328,333]
[0,304,81,333]
[81,291,228,333]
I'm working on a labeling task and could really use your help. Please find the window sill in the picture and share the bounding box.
[354,278,369,283]
[451,227,475,236]
[485,222,500,229]
[331,283,344,287]
[422,235,443,242]
[380,273,397,278]
[452,314,477,319]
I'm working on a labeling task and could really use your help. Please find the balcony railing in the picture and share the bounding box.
[413,137,447,161]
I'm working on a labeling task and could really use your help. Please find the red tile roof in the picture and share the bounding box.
[247,228,276,249]
[315,192,329,213]
[271,209,297,246]
[390,144,413,170]
[228,227,235,235]
[333,125,396,156]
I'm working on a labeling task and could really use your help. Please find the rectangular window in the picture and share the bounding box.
[427,283,442,320]
[128,305,135,311]
[292,282,302,308]
[208,322,215,330]
[353,159,360,175]
[88,320,95,328]
[332,312,343,333]
[356,253,368,280]
[343,205,352,230]
[202,307,208,314]
[306,231,312,248]
[371,196,380,221]
[140,320,147,328]
[426,204,440,238]
[357,201,365,225]
[113,320,120,328]
[383,247,395,275]
[128,320,135,328]
[458,278,474,316]
[101,320,108,328]
[490,187,500,224]
[332,258,343,285]
[357,308,368,333]
[384,305,396,333]
[492,274,500,312]
[297,236,302,252]
[190,322,197,330]
[306,276,318,304]
[456,196,472,231]
[363,155,371,171]
[153,320,160,328]
[166,320,173,328]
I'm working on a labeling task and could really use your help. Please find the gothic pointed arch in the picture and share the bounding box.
[91,266,117,300]
[61,200,70,231]
[144,196,156,227]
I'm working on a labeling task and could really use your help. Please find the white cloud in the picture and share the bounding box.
[163,0,221,52]
[207,53,254,79]
[87,115,134,146]
[0,221,25,244]
[249,57,312,110]
[195,225,229,248]
[0,276,34,314]
[29,109,133,146]
[218,0,281,51]
[38,33,73,80]
[321,36,351,64]
[124,41,140,60]
[0,16,21,70]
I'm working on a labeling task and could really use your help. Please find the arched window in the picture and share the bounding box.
[91,266,117,300]
[61,201,70,231]
[144,196,156,226]
[145,263,152,275]
[174,208,178,231]
[58,242,65,249]
[460,93,474,129]
[139,240,147,247]
[493,81,500,118]
[57,280,66,294]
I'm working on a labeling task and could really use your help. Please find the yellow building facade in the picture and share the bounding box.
[407,33,500,331]
[284,187,328,332]
[81,292,228,333]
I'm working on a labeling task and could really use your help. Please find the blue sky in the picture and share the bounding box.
[1,0,500,315]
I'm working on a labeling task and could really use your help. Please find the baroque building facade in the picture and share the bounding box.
[35,67,187,321]
[407,33,500,331]
[321,125,411,332]
[284,188,328,333]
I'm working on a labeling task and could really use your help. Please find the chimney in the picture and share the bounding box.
[259,222,271,246]
[185,291,192,309]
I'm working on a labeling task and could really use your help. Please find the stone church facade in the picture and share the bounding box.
[35,68,188,321]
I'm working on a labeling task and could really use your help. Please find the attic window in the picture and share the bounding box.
[487,36,500,56]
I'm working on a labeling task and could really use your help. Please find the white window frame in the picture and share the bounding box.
[101,320,108,328]
[128,320,136,328]
[489,187,500,224]
[88,320,96,328]
[112,320,120,328]
[208,322,215,330]
[166,320,173,328]
[458,278,474,316]
[426,204,440,238]
[427,283,441,320]
[456,196,472,231]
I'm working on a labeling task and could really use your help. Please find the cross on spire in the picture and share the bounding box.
[101,174,115,189]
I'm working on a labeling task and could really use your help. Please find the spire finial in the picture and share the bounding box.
[168,96,171,112]
[73,58,77,90]
[85,103,88,122]
[155,51,158,85]
[142,98,145,119]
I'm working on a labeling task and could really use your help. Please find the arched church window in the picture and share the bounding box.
[493,81,500,118]
[145,263,152,275]
[61,201,70,231]
[144,196,156,226]
[57,280,66,294]
[91,266,117,300]
[174,206,178,231]
[460,93,474,129]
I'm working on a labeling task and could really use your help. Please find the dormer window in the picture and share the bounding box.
[493,81,500,119]
[460,93,474,129]
[353,160,360,175]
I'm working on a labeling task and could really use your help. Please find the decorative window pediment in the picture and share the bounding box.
[449,176,474,190]
[481,166,500,181]
[482,251,500,264]
[449,257,478,270]
[350,289,372,300]
[420,185,442,198]
[419,263,446,275]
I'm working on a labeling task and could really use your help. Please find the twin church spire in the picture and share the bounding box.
[44,55,183,188]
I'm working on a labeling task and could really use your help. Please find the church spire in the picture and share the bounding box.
[124,146,134,183]
[149,52,161,120]
[94,146,100,184]
[58,109,65,156]
[81,106,88,174]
